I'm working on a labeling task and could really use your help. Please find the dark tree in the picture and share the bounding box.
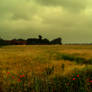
[38,35,42,40]
[12,35,63,45]
[50,37,62,45]
[42,38,50,44]
[0,38,7,46]
[10,39,17,45]
[27,38,39,45]
[16,39,25,41]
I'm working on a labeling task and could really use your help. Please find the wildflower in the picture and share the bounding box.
[73,78,75,80]
[90,80,92,83]
[77,75,79,77]
[7,72,10,74]
[22,74,24,77]
[18,79,21,82]
[20,75,23,78]
[12,76,15,79]
[20,74,24,78]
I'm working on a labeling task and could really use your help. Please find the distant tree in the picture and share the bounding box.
[42,38,50,44]
[11,39,17,41]
[0,38,7,46]
[27,38,39,45]
[16,39,25,41]
[0,39,4,45]
[38,35,42,40]
[11,39,17,45]
[50,37,62,45]
[26,36,62,45]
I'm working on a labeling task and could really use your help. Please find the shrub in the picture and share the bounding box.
[56,53,86,64]
[87,59,92,64]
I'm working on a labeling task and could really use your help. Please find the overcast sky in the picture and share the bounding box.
[0,0,92,43]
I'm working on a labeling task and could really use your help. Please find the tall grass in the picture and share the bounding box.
[1,68,92,92]
[0,45,92,91]
[44,66,54,76]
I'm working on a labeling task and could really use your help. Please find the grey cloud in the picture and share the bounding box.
[0,0,92,43]
[0,0,40,20]
[35,0,87,12]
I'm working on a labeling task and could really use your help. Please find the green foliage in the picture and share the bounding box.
[61,54,75,61]
[53,76,69,92]
[56,53,88,64]
[0,39,8,48]
[87,59,92,64]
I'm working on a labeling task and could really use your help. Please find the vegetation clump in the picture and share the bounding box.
[0,68,92,92]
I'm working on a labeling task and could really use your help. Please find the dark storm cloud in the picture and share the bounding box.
[0,0,92,43]
[35,0,87,12]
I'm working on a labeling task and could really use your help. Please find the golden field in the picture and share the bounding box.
[0,45,92,76]
[0,45,92,92]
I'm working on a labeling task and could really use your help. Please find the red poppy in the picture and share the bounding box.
[77,75,79,77]
[22,74,24,77]
[90,80,92,83]
[20,75,23,78]
[12,76,15,79]
[7,72,10,74]
[73,78,75,80]
[18,79,21,82]
[20,74,24,78]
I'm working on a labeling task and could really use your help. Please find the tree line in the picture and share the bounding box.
[0,35,62,46]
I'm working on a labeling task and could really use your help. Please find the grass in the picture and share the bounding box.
[0,45,92,91]
[1,68,92,92]
[44,66,54,76]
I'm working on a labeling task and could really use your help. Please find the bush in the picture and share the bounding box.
[56,53,87,64]
[87,59,92,64]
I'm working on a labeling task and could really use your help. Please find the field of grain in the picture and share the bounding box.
[0,45,92,92]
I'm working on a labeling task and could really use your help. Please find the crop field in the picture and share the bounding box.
[0,45,92,92]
